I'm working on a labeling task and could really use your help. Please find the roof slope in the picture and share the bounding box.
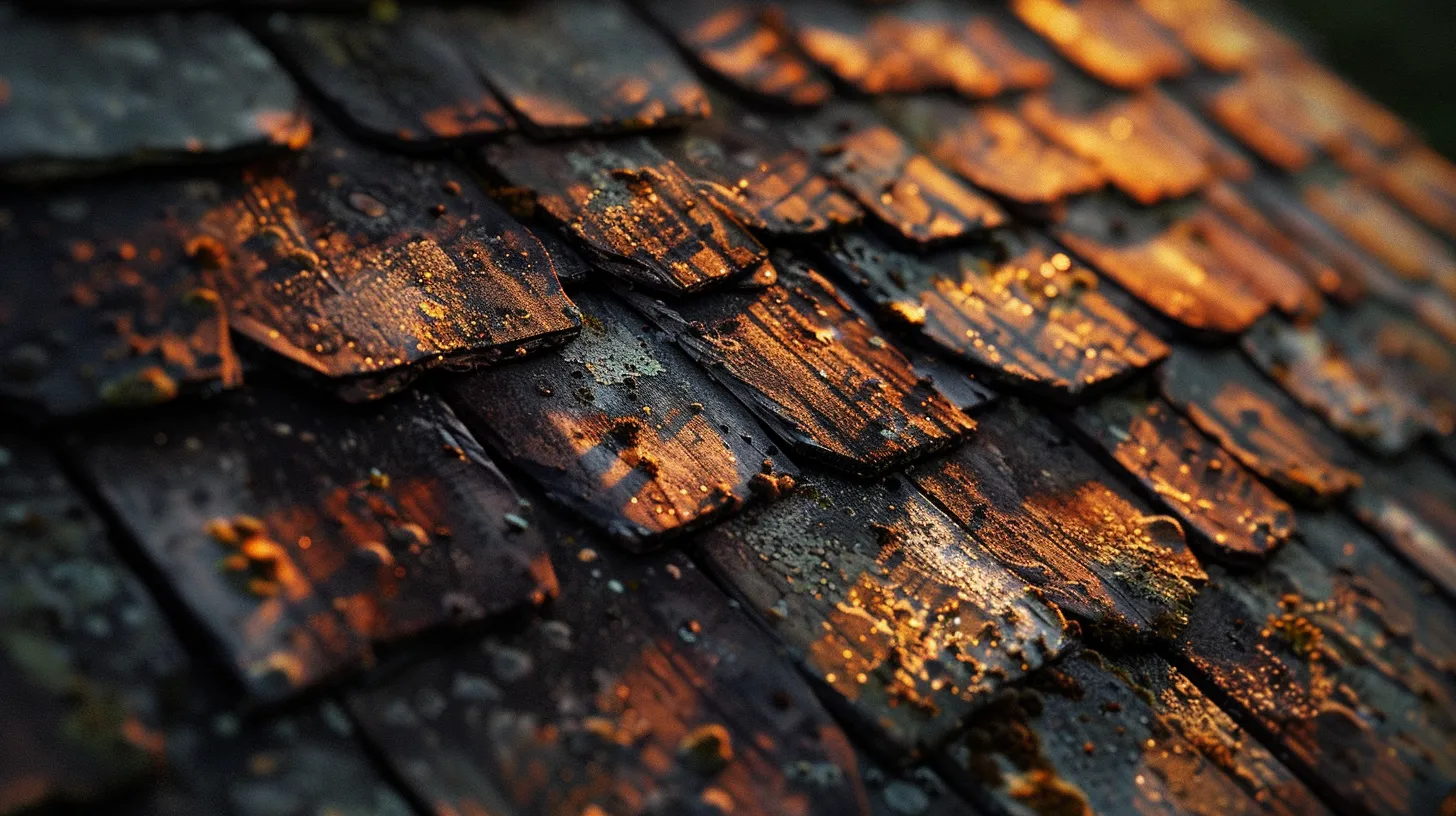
[2,1,1456,814]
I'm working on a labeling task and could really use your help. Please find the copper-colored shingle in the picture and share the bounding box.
[1011,0,1189,89]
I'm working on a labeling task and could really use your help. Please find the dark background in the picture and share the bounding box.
[1253,0,1456,157]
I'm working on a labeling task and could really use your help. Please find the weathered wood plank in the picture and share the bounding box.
[825,229,1168,399]
[0,438,185,815]
[1347,452,1456,600]
[909,401,1206,645]
[254,10,514,147]
[0,180,242,418]
[1175,541,1456,816]
[1158,346,1364,503]
[1058,196,1270,336]
[1011,0,1189,89]
[936,653,1269,816]
[349,528,876,815]
[447,289,792,551]
[1371,144,1456,239]
[1302,176,1456,300]
[75,387,557,701]
[638,0,834,107]
[1110,652,1334,816]
[1133,0,1301,73]
[1072,392,1295,565]
[660,105,863,238]
[0,9,308,181]
[450,0,710,136]
[1334,302,1456,436]
[887,98,1106,218]
[1204,180,1348,306]
[486,137,772,295]
[1240,316,1441,456]
[630,256,976,478]
[788,109,1008,248]
[203,125,580,402]
[1021,92,1210,206]
[694,469,1071,758]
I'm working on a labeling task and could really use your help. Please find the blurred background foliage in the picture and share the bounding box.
[1253,0,1456,157]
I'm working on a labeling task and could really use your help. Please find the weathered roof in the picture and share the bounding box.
[2,1,1456,814]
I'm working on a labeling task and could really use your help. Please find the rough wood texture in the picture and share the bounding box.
[1182,206,1323,321]
[937,653,1269,816]
[0,180,242,418]
[783,0,1050,98]
[888,98,1106,218]
[349,529,875,816]
[825,229,1168,398]
[791,112,1008,248]
[1110,652,1333,816]
[0,438,185,815]
[1203,180,1348,306]
[1021,92,1211,206]
[447,289,792,551]
[203,126,581,401]
[661,106,863,238]
[1058,196,1270,336]
[486,137,772,295]
[631,257,976,478]
[1011,0,1189,89]
[1158,346,1363,503]
[0,9,309,180]
[1240,317,1440,456]
[1072,392,1295,565]
[638,0,834,107]
[1175,542,1456,816]
[694,470,1070,758]
[910,401,1206,644]
[76,387,557,701]
[1334,302,1456,437]
[1303,177,1456,299]
[254,11,514,147]
[450,0,710,136]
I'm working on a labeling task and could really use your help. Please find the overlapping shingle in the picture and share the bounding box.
[937,653,1270,816]
[1203,180,1349,304]
[826,229,1168,398]
[0,10,309,180]
[447,289,792,550]
[0,439,185,815]
[1347,453,1456,600]
[632,257,976,477]
[1241,317,1442,455]
[486,137,772,294]
[695,470,1070,757]
[661,106,863,238]
[1159,347,1363,503]
[1176,542,1456,816]
[782,0,1048,98]
[1010,0,1189,89]
[888,98,1105,218]
[1134,0,1301,73]
[1372,144,1456,238]
[349,530,875,816]
[1073,392,1295,564]
[0,180,243,418]
[790,110,1008,248]
[1302,176,1456,298]
[254,10,514,147]
[639,1,834,107]
[1058,196,1270,335]
[910,401,1205,644]
[202,127,581,402]
[447,0,710,135]
[76,388,557,700]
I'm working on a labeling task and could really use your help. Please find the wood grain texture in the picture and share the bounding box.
[694,469,1070,758]
[825,229,1167,398]
[632,256,976,478]
[447,289,792,551]
[910,401,1206,645]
